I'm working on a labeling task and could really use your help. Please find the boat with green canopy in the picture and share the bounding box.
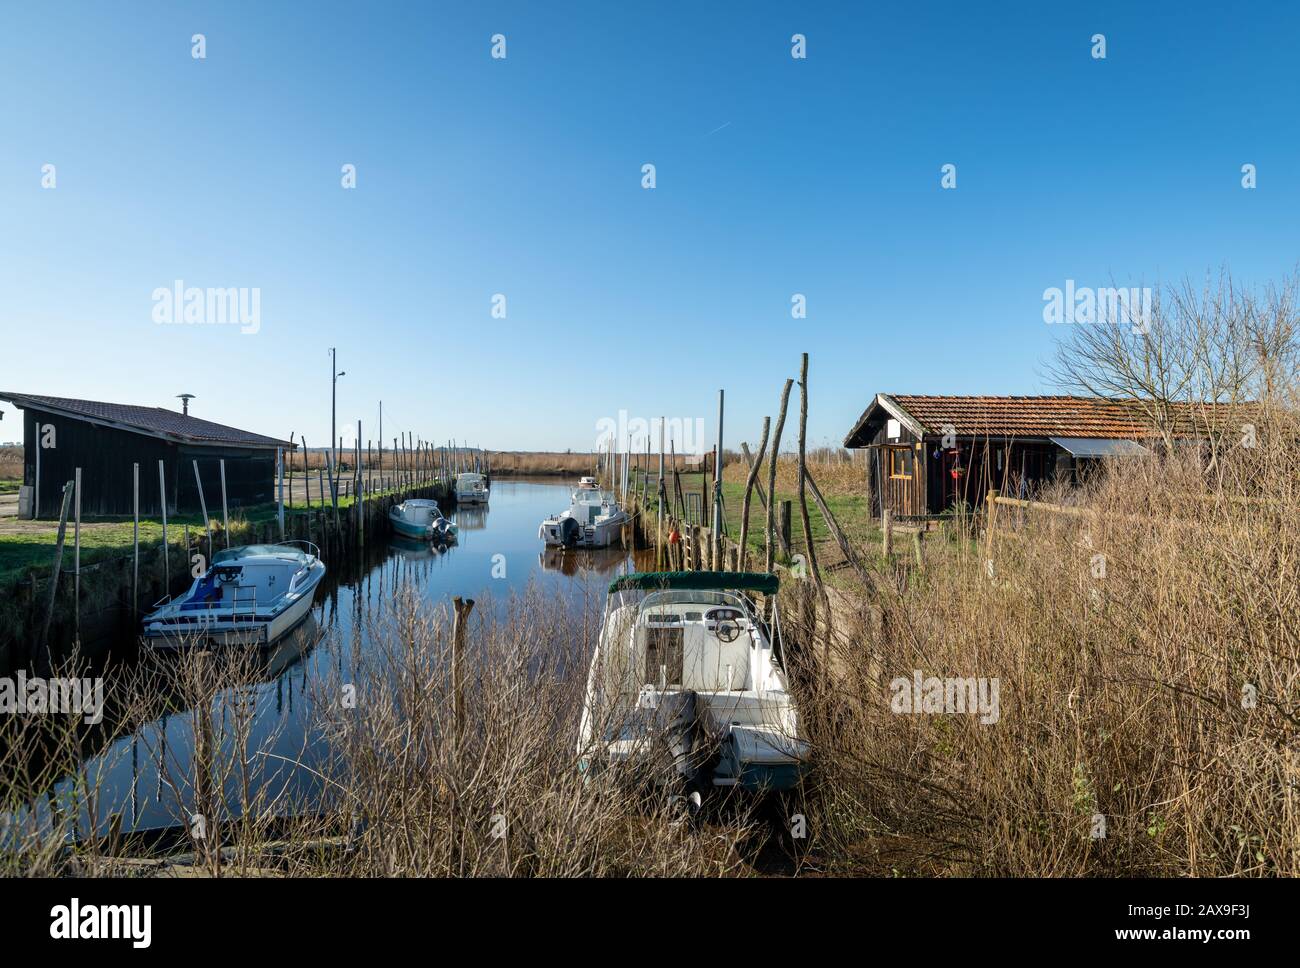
[578,570,807,792]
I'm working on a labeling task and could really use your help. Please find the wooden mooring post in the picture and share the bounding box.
[451,596,474,741]
[36,480,75,674]
[132,462,139,619]
[73,467,82,647]
[158,459,169,592]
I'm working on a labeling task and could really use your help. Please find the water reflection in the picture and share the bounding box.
[8,478,646,839]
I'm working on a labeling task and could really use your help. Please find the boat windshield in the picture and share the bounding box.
[213,545,309,564]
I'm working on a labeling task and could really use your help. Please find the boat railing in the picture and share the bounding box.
[277,539,321,560]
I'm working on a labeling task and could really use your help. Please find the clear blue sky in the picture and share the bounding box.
[2,1,1297,453]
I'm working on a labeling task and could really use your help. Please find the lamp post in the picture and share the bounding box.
[330,347,346,499]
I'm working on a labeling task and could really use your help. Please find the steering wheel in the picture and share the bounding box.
[715,620,740,643]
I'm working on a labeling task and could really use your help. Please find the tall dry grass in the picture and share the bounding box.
[1,588,766,877]
[796,410,1300,875]
[0,445,22,480]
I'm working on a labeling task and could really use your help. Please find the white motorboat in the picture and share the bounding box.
[577,476,599,489]
[454,472,489,505]
[389,498,458,542]
[538,487,629,548]
[141,542,325,649]
[577,571,808,792]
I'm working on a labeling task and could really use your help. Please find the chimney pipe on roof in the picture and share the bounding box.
[177,393,195,416]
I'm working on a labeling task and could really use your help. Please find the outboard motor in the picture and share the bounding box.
[559,516,581,547]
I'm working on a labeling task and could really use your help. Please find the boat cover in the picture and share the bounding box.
[608,571,779,595]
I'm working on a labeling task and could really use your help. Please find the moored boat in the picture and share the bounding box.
[577,571,808,792]
[538,487,629,548]
[454,472,490,505]
[389,499,458,542]
[141,542,325,649]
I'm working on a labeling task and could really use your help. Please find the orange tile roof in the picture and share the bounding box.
[845,394,1254,445]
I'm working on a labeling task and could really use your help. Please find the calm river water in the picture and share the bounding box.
[27,477,645,838]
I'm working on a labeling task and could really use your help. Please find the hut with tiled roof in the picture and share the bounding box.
[842,393,1247,518]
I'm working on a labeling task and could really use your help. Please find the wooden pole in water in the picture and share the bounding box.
[158,460,169,592]
[451,596,474,742]
[656,417,666,569]
[356,420,363,546]
[73,467,81,646]
[193,460,212,563]
[325,452,340,531]
[219,458,230,548]
[36,480,75,674]
[301,436,310,508]
[765,379,793,572]
[133,462,140,619]
[737,418,770,573]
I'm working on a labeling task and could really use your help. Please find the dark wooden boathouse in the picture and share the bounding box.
[844,394,1163,519]
[0,392,293,519]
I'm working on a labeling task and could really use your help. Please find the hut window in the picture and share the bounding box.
[888,447,912,480]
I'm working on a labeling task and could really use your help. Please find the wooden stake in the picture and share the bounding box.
[73,467,81,647]
[737,418,770,573]
[158,460,169,592]
[796,353,822,588]
[37,480,75,673]
[219,458,230,548]
[132,462,139,619]
[451,596,474,741]
[765,379,794,572]
[192,460,212,562]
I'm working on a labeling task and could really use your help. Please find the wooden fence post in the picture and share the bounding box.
[452,596,474,741]
[132,463,139,619]
[985,489,999,560]
[37,480,75,673]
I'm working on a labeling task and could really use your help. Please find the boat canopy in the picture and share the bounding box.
[213,544,311,563]
[608,571,779,596]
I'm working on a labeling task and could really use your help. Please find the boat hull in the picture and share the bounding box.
[141,570,322,650]
[540,513,628,548]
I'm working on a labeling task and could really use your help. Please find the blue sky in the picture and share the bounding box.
[2,1,1297,453]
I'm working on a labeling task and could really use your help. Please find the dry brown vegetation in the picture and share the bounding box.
[796,418,1300,876]
[0,446,22,481]
[0,590,773,877]
[487,451,596,476]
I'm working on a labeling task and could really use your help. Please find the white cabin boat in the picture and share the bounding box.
[454,472,489,505]
[389,498,457,542]
[141,542,325,649]
[577,476,599,489]
[577,571,808,792]
[539,487,629,548]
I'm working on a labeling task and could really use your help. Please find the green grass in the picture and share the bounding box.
[0,480,21,494]
[628,471,878,573]
[0,483,436,587]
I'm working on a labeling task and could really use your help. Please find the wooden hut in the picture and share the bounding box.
[0,392,292,519]
[843,394,1164,519]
